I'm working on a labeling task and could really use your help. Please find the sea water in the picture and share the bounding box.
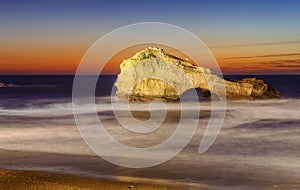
[0,75,299,189]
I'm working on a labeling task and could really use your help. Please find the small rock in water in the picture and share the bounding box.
[0,82,7,87]
[127,185,135,188]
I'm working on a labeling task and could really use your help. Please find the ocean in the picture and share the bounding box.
[0,75,299,189]
[0,75,299,105]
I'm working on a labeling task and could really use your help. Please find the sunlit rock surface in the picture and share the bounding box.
[115,47,281,101]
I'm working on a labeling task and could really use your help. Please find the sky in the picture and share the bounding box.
[0,0,300,75]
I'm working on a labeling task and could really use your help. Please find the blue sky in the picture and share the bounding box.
[1,0,300,74]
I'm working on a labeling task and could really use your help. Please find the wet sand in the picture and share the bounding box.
[0,168,190,190]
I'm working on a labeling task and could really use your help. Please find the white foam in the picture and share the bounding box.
[0,98,299,187]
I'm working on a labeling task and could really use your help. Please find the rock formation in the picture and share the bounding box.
[115,47,281,101]
[0,82,7,87]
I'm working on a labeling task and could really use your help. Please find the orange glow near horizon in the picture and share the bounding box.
[1,42,299,75]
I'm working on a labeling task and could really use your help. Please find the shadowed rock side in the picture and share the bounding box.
[115,47,281,101]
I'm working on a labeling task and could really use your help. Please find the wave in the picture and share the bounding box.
[0,97,299,119]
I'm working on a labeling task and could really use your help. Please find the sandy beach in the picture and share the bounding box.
[0,168,191,190]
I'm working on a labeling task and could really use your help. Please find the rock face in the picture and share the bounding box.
[0,82,7,87]
[115,47,281,101]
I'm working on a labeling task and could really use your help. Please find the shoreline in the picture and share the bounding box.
[0,168,206,190]
[1,164,210,190]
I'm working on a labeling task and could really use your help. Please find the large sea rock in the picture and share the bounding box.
[115,47,281,101]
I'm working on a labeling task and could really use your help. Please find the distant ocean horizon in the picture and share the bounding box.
[0,75,299,110]
[0,75,299,101]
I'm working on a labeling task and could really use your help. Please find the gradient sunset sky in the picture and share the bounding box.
[1,0,300,74]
